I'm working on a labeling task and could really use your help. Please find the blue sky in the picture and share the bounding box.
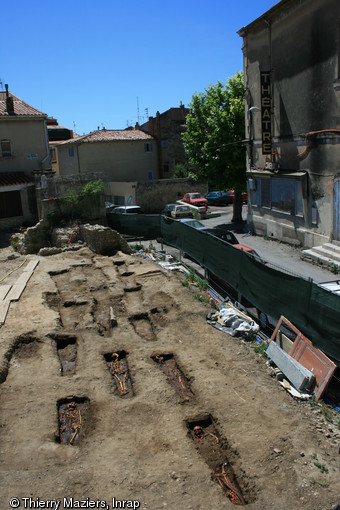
[1,0,276,135]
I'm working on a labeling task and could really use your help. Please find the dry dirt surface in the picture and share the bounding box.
[0,245,339,510]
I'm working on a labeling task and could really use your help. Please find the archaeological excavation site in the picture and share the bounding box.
[0,238,340,510]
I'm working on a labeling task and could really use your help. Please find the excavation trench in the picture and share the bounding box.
[50,334,77,376]
[123,281,142,292]
[48,266,114,332]
[130,313,157,342]
[57,396,89,446]
[152,354,194,401]
[187,415,249,505]
[104,351,134,398]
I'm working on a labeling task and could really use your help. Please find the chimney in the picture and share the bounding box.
[156,111,161,139]
[149,116,154,136]
[5,84,14,115]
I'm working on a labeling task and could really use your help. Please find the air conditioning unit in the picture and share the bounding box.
[248,178,256,191]
[265,162,277,171]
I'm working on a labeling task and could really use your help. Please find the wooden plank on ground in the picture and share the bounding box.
[0,285,12,301]
[0,299,10,325]
[6,271,34,302]
[23,260,39,272]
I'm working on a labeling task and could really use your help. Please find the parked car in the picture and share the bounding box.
[110,205,144,214]
[162,204,176,217]
[205,191,231,206]
[181,192,208,211]
[205,228,239,245]
[226,190,248,204]
[233,244,265,263]
[178,218,209,230]
[171,204,193,219]
[318,280,340,295]
[105,201,117,212]
[162,204,193,219]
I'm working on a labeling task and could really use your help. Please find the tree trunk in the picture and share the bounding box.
[231,190,243,223]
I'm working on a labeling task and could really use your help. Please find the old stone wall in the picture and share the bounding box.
[79,224,132,255]
[10,222,131,256]
[136,178,208,213]
[10,220,50,254]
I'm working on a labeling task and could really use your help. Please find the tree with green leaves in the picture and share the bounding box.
[182,71,246,221]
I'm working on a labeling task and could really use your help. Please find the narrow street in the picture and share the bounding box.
[180,205,335,284]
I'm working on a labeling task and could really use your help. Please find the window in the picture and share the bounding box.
[68,146,74,157]
[144,142,152,152]
[50,148,56,162]
[161,139,168,148]
[272,179,295,213]
[1,139,12,157]
[261,179,271,208]
[252,176,304,217]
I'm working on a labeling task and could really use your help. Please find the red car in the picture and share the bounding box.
[226,190,247,204]
[182,192,208,211]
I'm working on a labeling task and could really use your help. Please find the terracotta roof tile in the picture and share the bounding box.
[0,172,33,187]
[62,129,154,145]
[0,91,46,117]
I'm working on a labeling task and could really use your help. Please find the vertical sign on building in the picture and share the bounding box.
[261,72,272,155]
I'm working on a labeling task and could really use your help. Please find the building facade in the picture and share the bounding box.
[139,104,189,178]
[0,86,51,229]
[57,128,158,181]
[238,0,340,247]
[56,128,159,207]
[47,117,74,176]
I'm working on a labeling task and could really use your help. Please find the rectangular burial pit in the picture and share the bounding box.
[104,351,134,398]
[52,334,77,376]
[187,415,248,505]
[57,397,89,446]
[152,353,194,402]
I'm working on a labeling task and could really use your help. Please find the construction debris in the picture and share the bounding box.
[268,316,336,401]
[266,340,315,392]
[206,302,259,337]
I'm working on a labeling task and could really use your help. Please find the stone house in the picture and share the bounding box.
[139,104,189,178]
[56,128,159,206]
[0,85,51,230]
[47,117,75,175]
[238,0,340,247]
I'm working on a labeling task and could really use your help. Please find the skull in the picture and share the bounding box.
[193,425,203,437]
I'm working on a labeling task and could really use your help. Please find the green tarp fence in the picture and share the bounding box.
[107,213,162,239]
[108,213,340,362]
[161,217,340,362]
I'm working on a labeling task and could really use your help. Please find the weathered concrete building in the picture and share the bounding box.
[139,104,189,178]
[0,86,51,229]
[57,128,158,181]
[56,128,159,207]
[238,0,340,247]
[47,117,75,176]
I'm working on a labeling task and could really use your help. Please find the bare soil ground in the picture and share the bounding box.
[0,245,339,510]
